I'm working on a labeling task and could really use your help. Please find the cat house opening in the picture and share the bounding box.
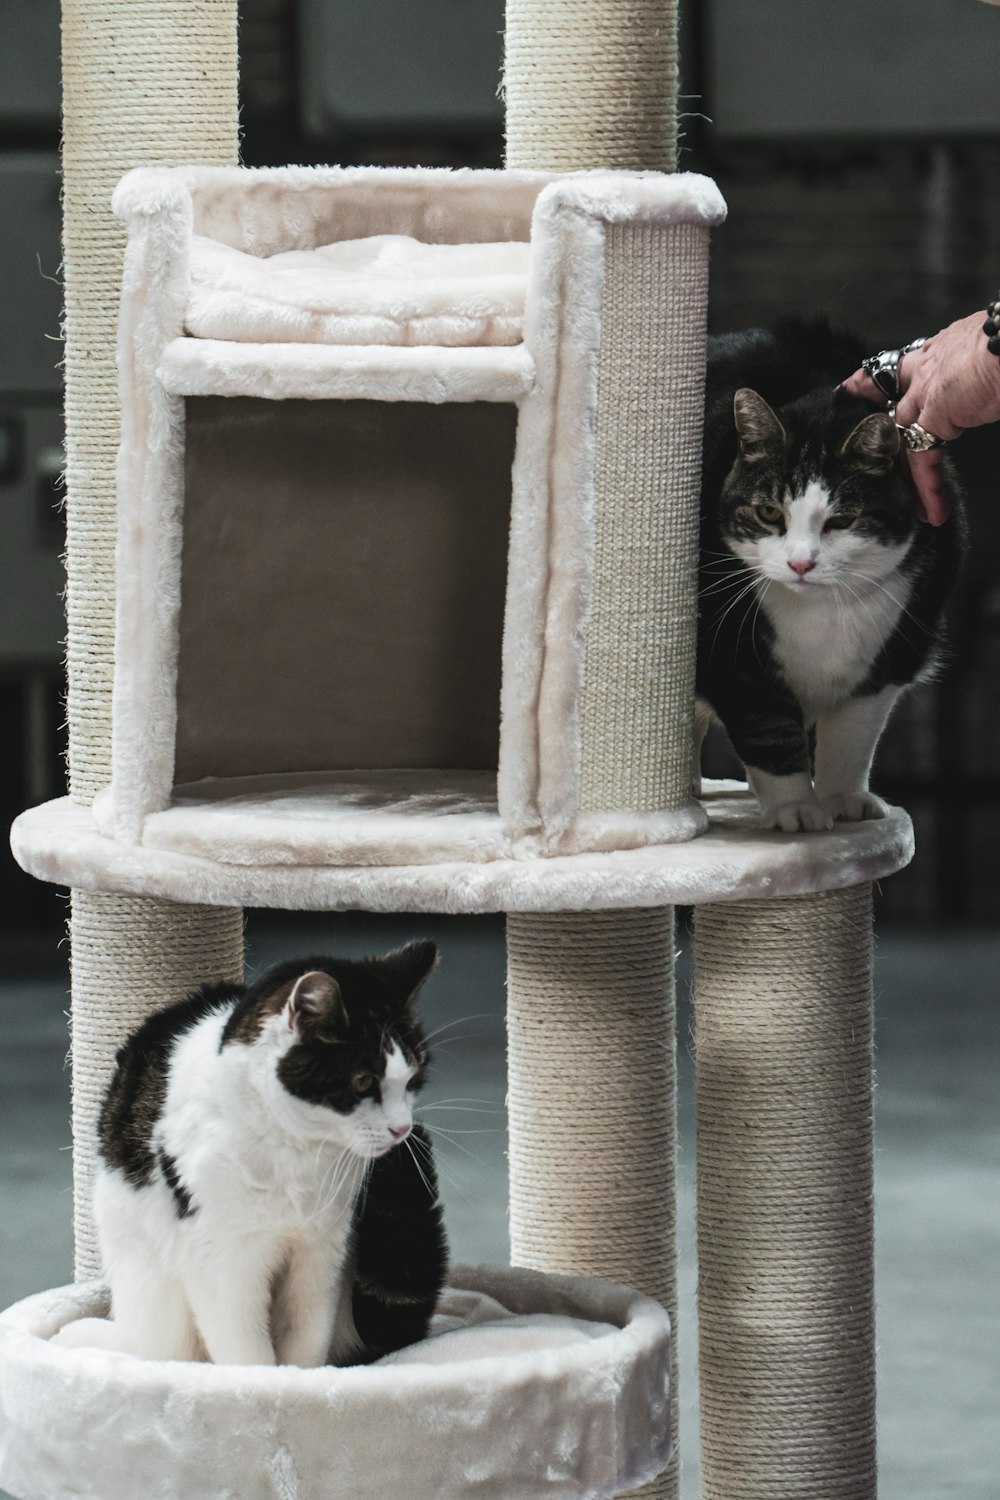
[176,397,514,781]
[133,396,517,867]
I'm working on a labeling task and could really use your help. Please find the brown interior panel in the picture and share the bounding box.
[175,397,516,783]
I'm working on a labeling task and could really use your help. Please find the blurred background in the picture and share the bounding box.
[1,3,997,1498]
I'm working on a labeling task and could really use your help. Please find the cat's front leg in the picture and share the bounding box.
[183,1234,278,1366]
[813,686,900,823]
[720,700,832,832]
[272,1235,343,1368]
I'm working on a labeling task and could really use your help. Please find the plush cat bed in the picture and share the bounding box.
[185,233,530,347]
[0,1264,671,1500]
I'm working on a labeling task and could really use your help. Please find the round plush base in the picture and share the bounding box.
[0,1263,670,1500]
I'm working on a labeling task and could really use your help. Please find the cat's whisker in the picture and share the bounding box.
[698,567,757,598]
[841,567,931,642]
[749,581,771,667]
[735,576,770,661]
[408,1133,476,1206]
[417,1109,501,1122]
[709,577,761,655]
[418,1125,492,1169]
[417,1097,501,1111]
[699,577,753,600]
[420,1013,494,1045]
[402,1136,435,1199]
[425,1031,478,1051]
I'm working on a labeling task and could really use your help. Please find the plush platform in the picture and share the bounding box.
[186,233,530,347]
[0,1264,671,1500]
[10,784,914,914]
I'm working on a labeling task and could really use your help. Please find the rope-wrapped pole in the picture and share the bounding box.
[504,0,677,171]
[693,886,877,1499]
[61,0,244,1275]
[504,5,685,1496]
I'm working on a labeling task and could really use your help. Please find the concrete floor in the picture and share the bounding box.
[1,914,997,1499]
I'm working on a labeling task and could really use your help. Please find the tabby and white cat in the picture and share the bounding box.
[53,941,447,1366]
[697,322,964,830]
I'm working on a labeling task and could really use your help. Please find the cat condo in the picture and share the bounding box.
[3,2,916,1499]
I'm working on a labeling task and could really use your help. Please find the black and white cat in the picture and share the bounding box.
[697,321,964,831]
[53,941,447,1366]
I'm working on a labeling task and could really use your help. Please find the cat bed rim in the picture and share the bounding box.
[1,1264,663,1390]
[0,1264,672,1500]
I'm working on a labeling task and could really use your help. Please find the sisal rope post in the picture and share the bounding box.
[505,4,685,1495]
[61,0,244,1274]
[506,910,676,1308]
[579,217,706,819]
[693,886,877,1500]
[70,894,244,1276]
[504,0,678,171]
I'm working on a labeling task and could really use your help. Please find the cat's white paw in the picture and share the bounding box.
[819,791,889,823]
[761,800,834,833]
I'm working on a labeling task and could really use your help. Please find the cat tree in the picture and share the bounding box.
[1,2,913,1498]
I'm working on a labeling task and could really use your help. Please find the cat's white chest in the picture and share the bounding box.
[761,576,907,718]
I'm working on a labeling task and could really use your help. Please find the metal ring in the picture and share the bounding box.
[897,420,949,452]
[861,337,928,402]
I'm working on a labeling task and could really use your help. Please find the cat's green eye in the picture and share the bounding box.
[824,513,854,531]
[353,1072,374,1093]
[755,501,784,525]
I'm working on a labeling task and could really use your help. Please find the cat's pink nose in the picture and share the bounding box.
[788,558,816,577]
[389,1123,411,1141]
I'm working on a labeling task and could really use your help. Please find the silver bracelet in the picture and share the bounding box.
[984,295,1000,358]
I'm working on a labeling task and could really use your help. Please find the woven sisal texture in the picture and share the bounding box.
[579,220,707,817]
[693,885,876,1500]
[504,0,677,171]
[61,1,243,1275]
[507,911,678,1498]
[62,0,238,805]
[70,892,244,1278]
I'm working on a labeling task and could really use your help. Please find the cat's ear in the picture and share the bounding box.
[380,940,438,1008]
[285,970,348,1041]
[734,389,785,457]
[841,411,900,472]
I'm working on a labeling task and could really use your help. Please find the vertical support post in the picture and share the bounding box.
[505,0,678,171]
[504,4,685,1495]
[70,894,244,1276]
[60,0,244,1274]
[693,886,877,1500]
[506,910,676,1310]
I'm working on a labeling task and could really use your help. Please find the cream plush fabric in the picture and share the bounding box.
[0,1265,672,1500]
[103,165,726,862]
[185,233,530,347]
[11,786,915,915]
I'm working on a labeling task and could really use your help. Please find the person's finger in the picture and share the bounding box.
[840,368,885,402]
[905,449,951,526]
[892,388,963,439]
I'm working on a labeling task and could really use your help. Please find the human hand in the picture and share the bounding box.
[841,310,1000,525]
